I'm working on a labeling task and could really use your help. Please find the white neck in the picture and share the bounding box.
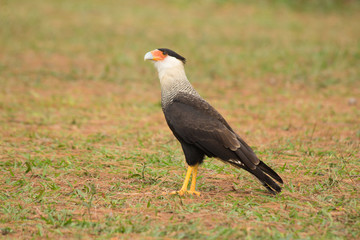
[152,56,200,109]
[154,56,185,80]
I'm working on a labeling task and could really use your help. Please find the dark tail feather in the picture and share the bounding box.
[233,149,283,193]
[245,166,282,193]
[246,168,281,193]
[258,161,283,184]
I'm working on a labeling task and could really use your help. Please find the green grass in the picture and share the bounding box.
[1,0,360,239]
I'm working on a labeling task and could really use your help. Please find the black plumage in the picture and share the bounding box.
[164,92,283,194]
[158,48,186,64]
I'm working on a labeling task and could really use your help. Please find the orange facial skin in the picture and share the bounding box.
[151,50,167,61]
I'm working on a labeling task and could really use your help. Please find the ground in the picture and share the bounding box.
[0,0,359,239]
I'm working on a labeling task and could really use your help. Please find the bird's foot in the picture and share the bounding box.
[187,190,201,196]
[169,189,201,196]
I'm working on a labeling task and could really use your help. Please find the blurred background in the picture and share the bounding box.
[2,0,359,85]
[1,0,359,147]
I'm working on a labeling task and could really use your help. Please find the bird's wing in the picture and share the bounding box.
[164,94,260,170]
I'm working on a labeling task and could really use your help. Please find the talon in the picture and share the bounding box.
[169,190,184,196]
[168,190,201,196]
[188,191,201,196]
[169,189,186,196]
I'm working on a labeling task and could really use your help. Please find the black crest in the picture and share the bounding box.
[158,48,186,64]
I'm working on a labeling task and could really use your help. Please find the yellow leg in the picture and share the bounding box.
[188,164,200,196]
[177,165,193,195]
[170,164,200,196]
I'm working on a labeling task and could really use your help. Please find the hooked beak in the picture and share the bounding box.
[144,51,154,61]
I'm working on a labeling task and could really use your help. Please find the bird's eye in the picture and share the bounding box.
[162,51,167,55]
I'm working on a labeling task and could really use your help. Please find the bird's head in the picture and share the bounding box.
[144,48,186,73]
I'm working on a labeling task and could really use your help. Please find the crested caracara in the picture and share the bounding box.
[144,48,283,195]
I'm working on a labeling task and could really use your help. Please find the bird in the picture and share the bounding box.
[144,48,283,195]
